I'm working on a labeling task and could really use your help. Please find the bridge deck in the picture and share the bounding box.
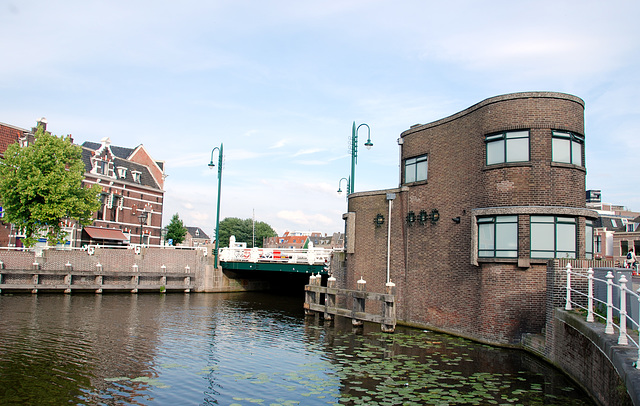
[221,261,328,275]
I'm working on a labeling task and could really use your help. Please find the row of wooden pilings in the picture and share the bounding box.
[303,274,397,333]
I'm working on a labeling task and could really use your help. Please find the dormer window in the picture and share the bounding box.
[195,229,200,237]
[117,167,128,179]
[132,171,142,184]
[92,158,115,178]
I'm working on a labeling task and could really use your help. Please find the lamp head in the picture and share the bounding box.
[364,140,373,150]
[208,162,215,170]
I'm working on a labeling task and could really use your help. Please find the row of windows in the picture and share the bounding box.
[479,215,594,259]
[485,130,584,166]
[403,130,584,185]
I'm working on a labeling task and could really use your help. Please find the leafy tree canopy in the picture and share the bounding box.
[0,125,101,246]
[217,217,277,248]
[165,213,187,246]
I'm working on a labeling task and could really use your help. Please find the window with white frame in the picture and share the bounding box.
[552,131,583,166]
[531,216,576,259]
[485,131,529,165]
[132,171,142,184]
[404,154,428,184]
[478,215,518,258]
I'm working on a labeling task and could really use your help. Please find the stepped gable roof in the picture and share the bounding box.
[81,142,161,190]
[186,226,209,240]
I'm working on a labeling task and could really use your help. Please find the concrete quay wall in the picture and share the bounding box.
[0,246,270,293]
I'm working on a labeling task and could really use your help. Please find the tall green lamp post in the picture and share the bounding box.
[349,122,373,194]
[208,143,223,269]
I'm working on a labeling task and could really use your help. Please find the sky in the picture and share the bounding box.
[1,0,639,238]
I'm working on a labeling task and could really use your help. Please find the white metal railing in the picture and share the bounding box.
[219,246,332,266]
[564,264,640,367]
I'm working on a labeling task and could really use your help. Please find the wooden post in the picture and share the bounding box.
[382,281,396,333]
[352,277,366,326]
[324,276,336,320]
[304,274,316,316]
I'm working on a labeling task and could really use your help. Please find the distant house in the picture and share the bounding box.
[588,191,640,263]
[183,226,210,247]
[263,231,343,249]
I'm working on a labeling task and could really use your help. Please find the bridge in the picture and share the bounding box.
[218,241,332,275]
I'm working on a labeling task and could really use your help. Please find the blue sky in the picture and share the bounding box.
[2,0,639,238]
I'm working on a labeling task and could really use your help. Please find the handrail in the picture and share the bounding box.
[564,264,640,368]
[219,246,333,266]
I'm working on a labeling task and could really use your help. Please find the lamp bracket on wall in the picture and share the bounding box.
[374,214,385,228]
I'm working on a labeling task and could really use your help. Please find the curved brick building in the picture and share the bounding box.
[344,92,597,345]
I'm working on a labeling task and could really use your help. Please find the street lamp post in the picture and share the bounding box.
[337,177,350,194]
[349,122,373,194]
[138,211,148,246]
[208,143,223,269]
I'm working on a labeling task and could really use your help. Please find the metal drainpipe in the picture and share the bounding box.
[386,193,396,284]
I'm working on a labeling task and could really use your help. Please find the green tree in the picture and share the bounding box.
[217,217,277,248]
[165,213,187,246]
[0,125,101,246]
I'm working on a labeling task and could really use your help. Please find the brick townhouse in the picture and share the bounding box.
[80,137,165,246]
[343,92,598,345]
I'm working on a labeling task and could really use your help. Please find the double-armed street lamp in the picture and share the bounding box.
[339,122,373,195]
[208,143,223,269]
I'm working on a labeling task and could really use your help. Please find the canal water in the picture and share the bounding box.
[0,293,594,405]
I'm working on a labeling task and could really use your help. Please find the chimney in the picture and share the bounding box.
[37,117,47,131]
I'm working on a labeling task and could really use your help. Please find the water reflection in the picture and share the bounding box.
[0,293,594,405]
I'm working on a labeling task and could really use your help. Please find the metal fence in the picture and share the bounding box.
[564,264,640,368]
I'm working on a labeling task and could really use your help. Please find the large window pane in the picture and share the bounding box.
[552,138,571,163]
[556,223,576,253]
[531,223,554,252]
[487,139,504,165]
[585,220,594,259]
[416,159,428,181]
[507,137,529,162]
[478,223,494,257]
[571,140,582,166]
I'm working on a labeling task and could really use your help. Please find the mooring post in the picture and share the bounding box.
[381,281,396,333]
[352,277,366,326]
[64,274,72,294]
[324,275,336,320]
[95,275,103,294]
